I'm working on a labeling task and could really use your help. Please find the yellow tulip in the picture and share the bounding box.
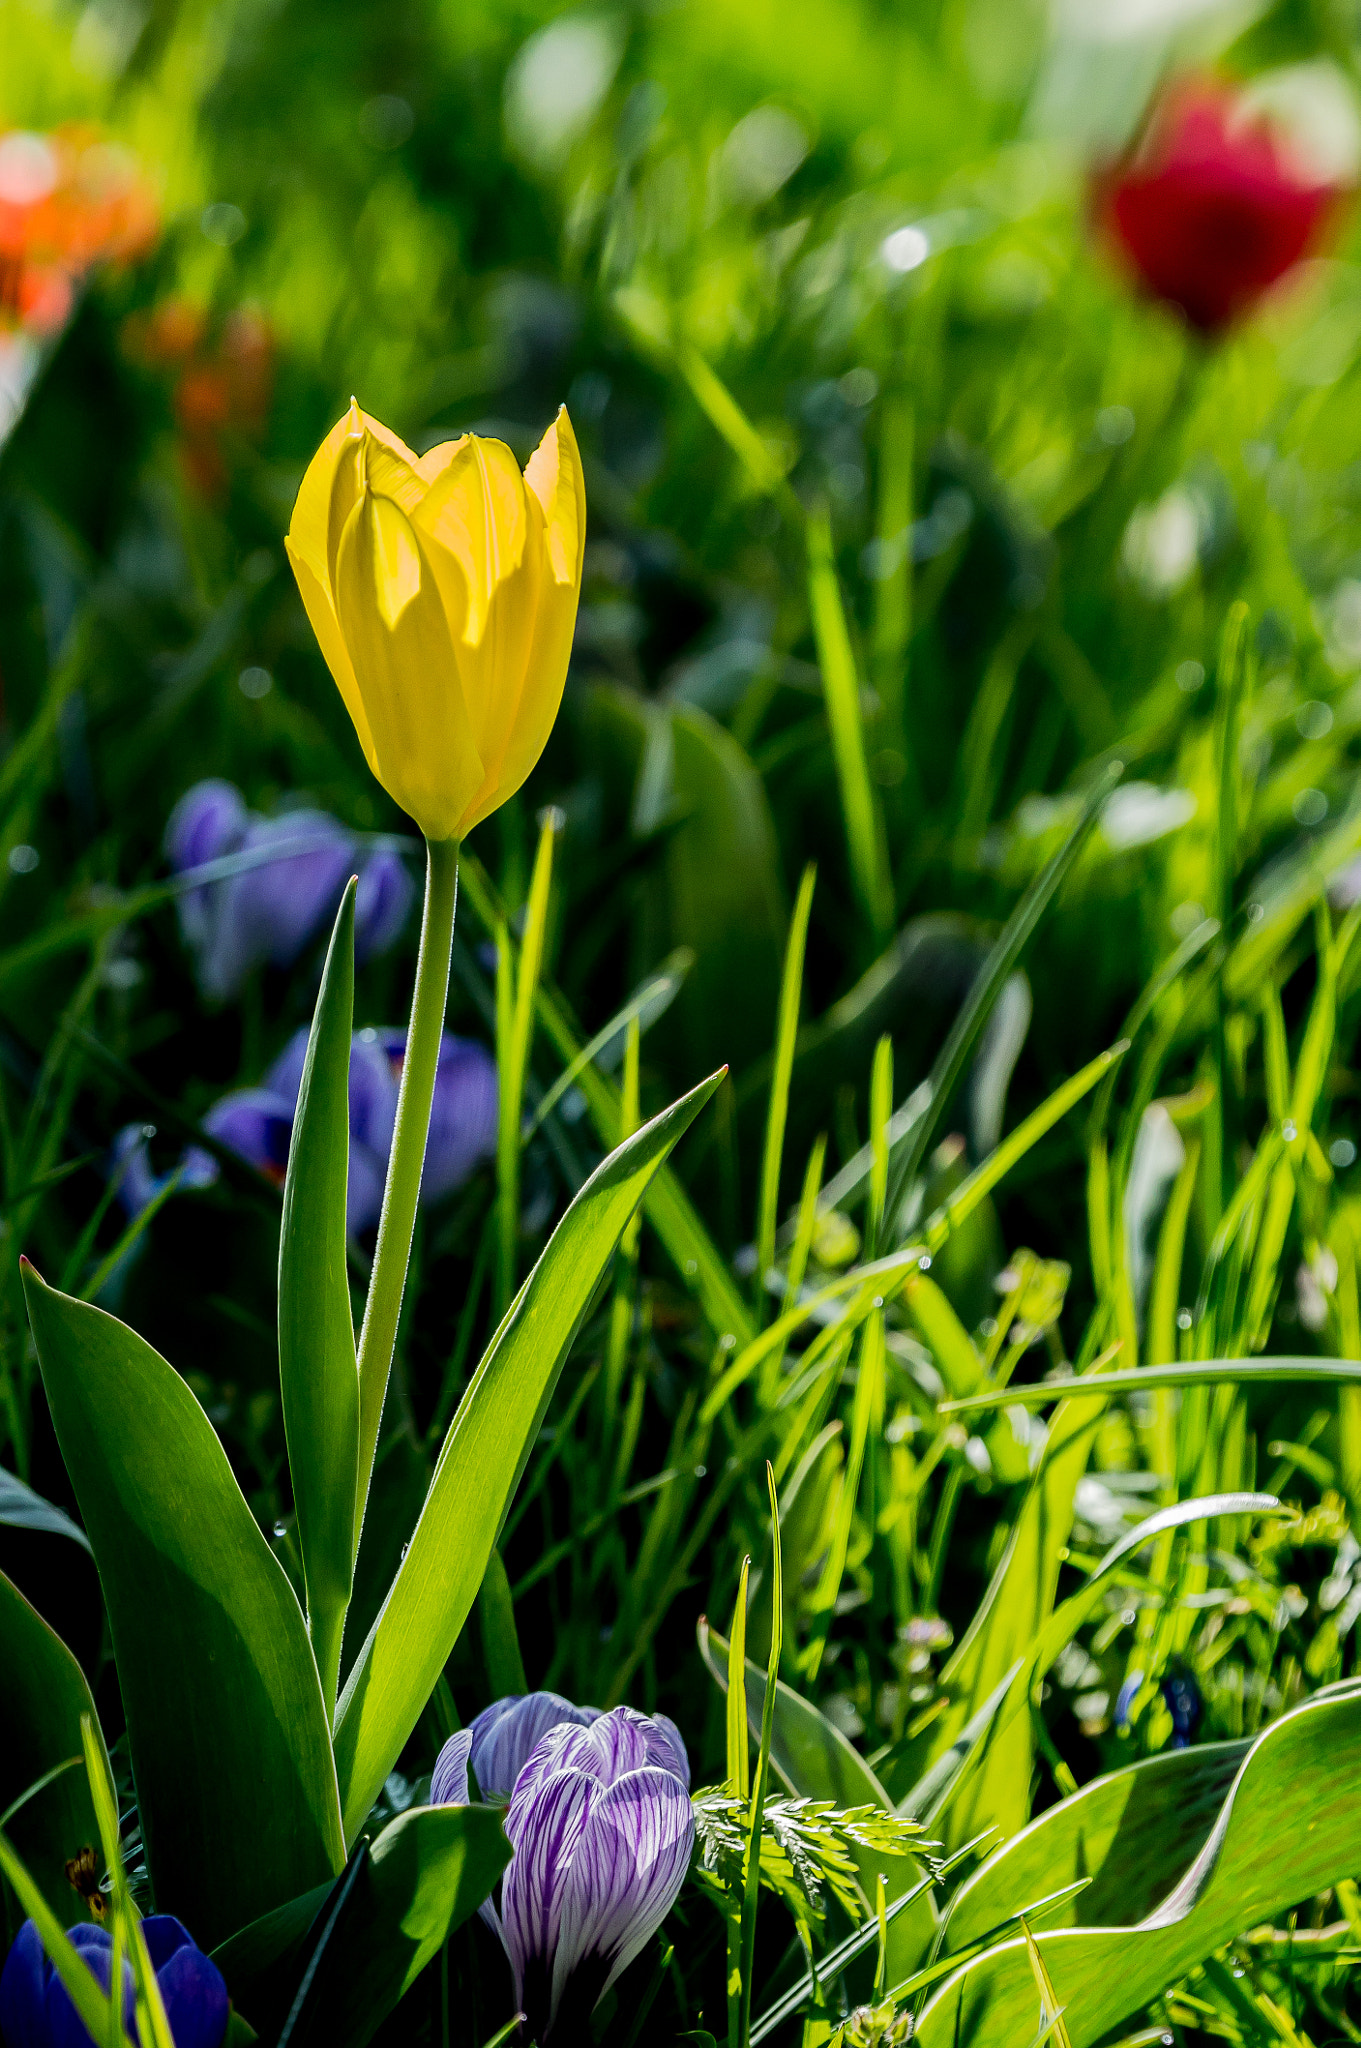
[286,402,585,842]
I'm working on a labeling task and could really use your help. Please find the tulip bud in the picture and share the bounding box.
[286,403,585,842]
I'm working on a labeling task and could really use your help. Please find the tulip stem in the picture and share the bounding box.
[353,833,460,1557]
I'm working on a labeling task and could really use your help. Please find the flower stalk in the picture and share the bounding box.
[353,831,459,1550]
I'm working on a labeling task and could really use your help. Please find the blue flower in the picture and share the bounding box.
[1162,1668,1201,1749]
[0,1915,229,2048]
[112,1026,497,1242]
[164,781,415,1001]
[1113,1669,1145,1733]
[433,1697,693,2042]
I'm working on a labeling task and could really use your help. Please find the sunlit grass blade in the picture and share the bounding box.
[922,1044,1127,1258]
[871,390,914,758]
[755,864,815,1313]
[867,1033,893,1258]
[498,810,558,1316]
[726,1556,751,1799]
[807,499,893,943]
[882,759,1123,1230]
[459,851,754,1345]
[523,947,693,1140]
[941,1356,1361,1415]
[739,1468,783,2048]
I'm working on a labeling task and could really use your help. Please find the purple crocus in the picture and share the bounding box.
[0,1914,229,2048]
[164,780,415,1001]
[433,1698,694,2042]
[373,1029,500,1204]
[112,1025,498,1241]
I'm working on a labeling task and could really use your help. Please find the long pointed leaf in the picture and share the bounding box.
[332,1069,725,1839]
[21,1264,345,1945]
[279,880,360,1715]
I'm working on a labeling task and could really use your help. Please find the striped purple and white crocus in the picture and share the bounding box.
[432,1693,694,2042]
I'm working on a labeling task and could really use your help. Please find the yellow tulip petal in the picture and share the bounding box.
[284,534,380,779]
[461,546,576,835]
[335,490,485,842]
[359,414,429,522]
[416,435,469,484]
[524,407,586,588]
[416,436,530,643]
[288,399,364,593]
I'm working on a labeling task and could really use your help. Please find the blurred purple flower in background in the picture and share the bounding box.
[113,1027,497,1239]
[164,779,415,1001]
[0,1913,229,2048]
[433,1697,693,2042]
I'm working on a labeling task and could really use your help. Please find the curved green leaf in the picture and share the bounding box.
[0,1467,91,1551]
[943,1741,1250,1950]
[0,1568,101,1933]
[21,1265,345,1948]
[305,1804,509,2047]
[915,1684,1361,2047]
[332,1069,725,1841]
[278,879,359,1715]
[216,1803,511,2048]
[940,1356,1361,1417]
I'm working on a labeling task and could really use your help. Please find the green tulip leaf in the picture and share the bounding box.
[943,1739,1250,1950]
[332,1068,724,1840]
[0,1467,91,1552]
[914,1682,1361,2048]
[277,878,360,1714]
[21,1264,345,1948]
[0,1568,102,1935]
[216,1803,509,2048]
[294,1804,510,2047]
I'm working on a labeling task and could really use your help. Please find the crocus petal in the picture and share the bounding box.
[166,780,250,955]
[422,1035,498,1202]
[431,1728,474,1807]
[222,813,354,985]
[0,1921,49,2048]
[335,488,485,842]
[640,1711,690,1789]
[476,1691,601,1805]
[140,1915,193,1971]
[353,850,415,962]
[110,1124,165,1220]
[156,1941,230,2048]
[165,781,249,874]
[551,1766,695,2022]
[46,1929,135,2048]
[500,1769,596,2021]
[202,1088,296,1184]
[348,1033,400,1156]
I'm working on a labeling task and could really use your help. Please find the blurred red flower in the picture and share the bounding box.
[1097,80,1348,333]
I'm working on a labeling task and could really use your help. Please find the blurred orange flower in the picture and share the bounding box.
[124,299,276,498]
[0,125,158,338]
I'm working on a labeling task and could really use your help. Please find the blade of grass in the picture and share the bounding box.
[882,760,1123,1231]
[497,811,558,1316]
[755,865,816,1314]
[807,500,893,943]
[739,1467,783,2048]
[942,1358,1361,1416]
